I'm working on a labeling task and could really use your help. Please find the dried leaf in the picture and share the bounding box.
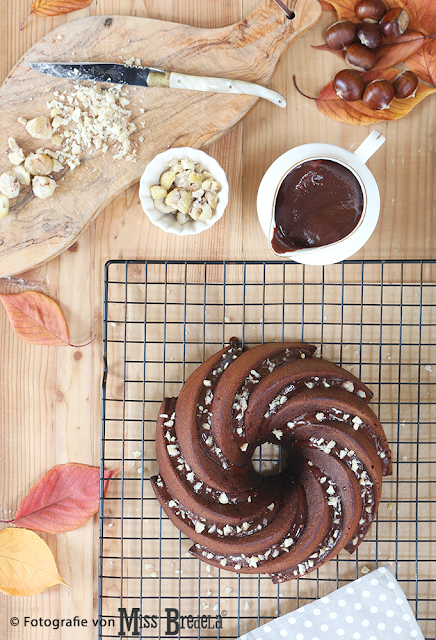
[323,0,436,85]
[319,0,334,10]
[0,291,69,345]
[13,464,121,534]
[403,35,436,86]
[31,0,93,16]
[314,31,424,70]
[21,0,93,29]
[316,67,436,125]
[0,528,66,596]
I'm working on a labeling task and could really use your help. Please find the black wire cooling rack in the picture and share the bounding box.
[99,260,436,640]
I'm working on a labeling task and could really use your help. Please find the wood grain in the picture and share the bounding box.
[0,0,435,639]
[0,0,321,277]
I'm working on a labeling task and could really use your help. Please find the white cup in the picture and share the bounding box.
[256,131,386,265]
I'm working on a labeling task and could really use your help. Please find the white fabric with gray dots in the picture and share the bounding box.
[237,567,424,640]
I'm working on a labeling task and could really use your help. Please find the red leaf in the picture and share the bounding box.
[13,463,121,534]
[316,67,436,124]
[0,291,69,346]
[320,0,335,10]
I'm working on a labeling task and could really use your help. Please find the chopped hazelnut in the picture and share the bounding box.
[12,165,31,186]
[0,194,9,218]
[25,116,53,139]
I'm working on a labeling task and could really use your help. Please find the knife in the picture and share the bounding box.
[26,62,286,108]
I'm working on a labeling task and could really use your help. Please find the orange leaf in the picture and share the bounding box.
[313,33,424,69]
[31,0,93,17]
[0,291,69,345]
[0,528,66,596]
[403,37,436,85]
[325,0,436,85]
[316,67,436,125]
[21,0,93,29]
[13,464,121,534]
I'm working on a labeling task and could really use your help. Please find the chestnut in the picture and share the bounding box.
[380,8,409,38]
[355,0,387,23]
[362,79,394,110]
[325,20,357,50]
[393,70,419,98]
[334,69,365,101]
[345,42,377,71]
[356,22,383,49]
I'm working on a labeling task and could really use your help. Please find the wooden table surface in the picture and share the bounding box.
[1,1,435,638]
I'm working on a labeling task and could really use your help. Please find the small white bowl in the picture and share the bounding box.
[139,147,229,236]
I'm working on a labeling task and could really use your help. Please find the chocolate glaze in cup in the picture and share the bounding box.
[271,158,364,253]
[256,131,386,265]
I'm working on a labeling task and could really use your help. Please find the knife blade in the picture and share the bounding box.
[26,62,286,108]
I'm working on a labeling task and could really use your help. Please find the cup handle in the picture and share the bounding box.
[353,130,386,164]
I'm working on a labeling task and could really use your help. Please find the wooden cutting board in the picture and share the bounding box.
[0,0,321,277]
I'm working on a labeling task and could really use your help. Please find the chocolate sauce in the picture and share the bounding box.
[271,159,364,253]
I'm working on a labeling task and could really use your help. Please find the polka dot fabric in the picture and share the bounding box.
[237,567,424,640]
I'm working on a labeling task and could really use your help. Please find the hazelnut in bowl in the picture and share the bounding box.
[139,147,229,236]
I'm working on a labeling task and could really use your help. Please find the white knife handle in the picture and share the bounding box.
[168,72,287,108]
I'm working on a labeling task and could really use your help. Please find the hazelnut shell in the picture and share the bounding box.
[325,20,357,50]
[345,43,377,72]
[393,71,419,99]
[355,0,387,23]
[356,22,383,49]
[362,79,394,110]
[333,69,365,102]
[380,8,409,38]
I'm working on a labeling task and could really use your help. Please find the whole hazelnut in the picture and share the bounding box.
[345,42,377,71]
[32,176,56,200]
[356,23,383,49]
[362,79,394,110]
[0,171,20,199]
[24,153,53,176]
[325,21,356,50]
[355,0,387,23]
[333,69,365,102]
[393,71,419,99]
[380,8,409,38]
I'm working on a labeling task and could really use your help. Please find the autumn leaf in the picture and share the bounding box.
[11,464,121,534]
[322,0,436,85]
[0,528,66,596]
[0,291,93,347]
[316,67,436,124]
[20,0,94,30]
[313,31,425,70]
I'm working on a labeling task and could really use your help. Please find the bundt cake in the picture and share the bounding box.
[151,338,391,582]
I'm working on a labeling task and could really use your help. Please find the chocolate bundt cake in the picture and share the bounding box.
[151,339,391,582]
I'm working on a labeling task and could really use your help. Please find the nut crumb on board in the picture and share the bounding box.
[0,82,144,217]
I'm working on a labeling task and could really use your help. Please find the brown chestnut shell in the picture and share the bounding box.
[345,43,377,72]
[334,69,365,102]
[380,8,409,38]
[355,0,387,23]
[356,22,383,49]
[362,79,394,110]
[325,20,357,50]
[393,71,419,99]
